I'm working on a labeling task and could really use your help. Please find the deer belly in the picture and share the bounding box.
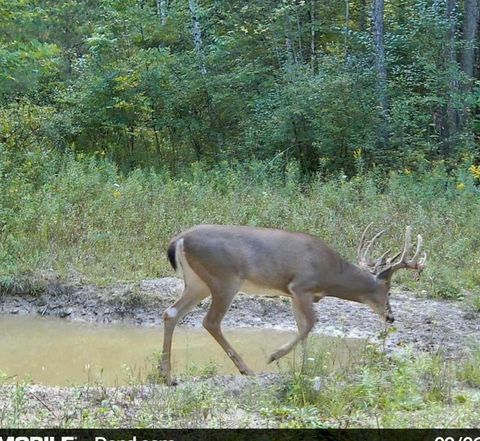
[239,280,289,297]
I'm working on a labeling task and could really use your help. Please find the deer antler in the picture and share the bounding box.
[357,223,387,272]
[357,224,427,277]
[388,226,427,277]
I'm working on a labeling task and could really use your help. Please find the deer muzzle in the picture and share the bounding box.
[384,313,395,323]
[384,299,395,323]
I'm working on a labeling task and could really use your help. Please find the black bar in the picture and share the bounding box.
[1,430,480,441]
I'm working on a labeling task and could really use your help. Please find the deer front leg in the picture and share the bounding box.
[267,286,315,363]
[203,282,254,376]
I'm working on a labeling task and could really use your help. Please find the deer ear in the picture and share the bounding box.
[377,268,391,281]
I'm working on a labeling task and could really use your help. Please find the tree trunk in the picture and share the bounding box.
[461,0,479,87]
[285,34,296,65]
[189,0,207,75]
[284,5,297,64]
[444,0,459,155]
[372,0,389,149]
[157,0,168,25]
[310,0,316,72]
[344,0,349,59]
[295,3,304,63]
[359,0,367,32]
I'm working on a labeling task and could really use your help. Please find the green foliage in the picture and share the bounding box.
[0,0,478,173]
[1,152,479,299]
[0,379,30,428]
[270,346,455,427]
[457,345,480,388]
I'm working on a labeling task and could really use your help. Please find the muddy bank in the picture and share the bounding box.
[0,277,479,356]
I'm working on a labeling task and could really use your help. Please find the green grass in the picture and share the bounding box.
[457,344,480,388]
[1,151,480,300]
[257,345,480,428]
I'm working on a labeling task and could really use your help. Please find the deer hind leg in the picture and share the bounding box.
[267,284,315,364]
[203,280,254,376]
[160,275,210,385]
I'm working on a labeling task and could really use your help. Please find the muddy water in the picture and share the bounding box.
[0,315,365,386]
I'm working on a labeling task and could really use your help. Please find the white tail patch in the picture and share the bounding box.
[175,237,210,295]
[174,238,185,278]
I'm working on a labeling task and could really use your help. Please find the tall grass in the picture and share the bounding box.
[1,151,479,300]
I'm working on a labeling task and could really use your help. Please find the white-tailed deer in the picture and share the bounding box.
[161,224,426,384]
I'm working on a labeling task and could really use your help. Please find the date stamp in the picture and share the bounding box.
[435,438,480,441]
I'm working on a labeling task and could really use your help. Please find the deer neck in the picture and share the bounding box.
[325,261,378,301]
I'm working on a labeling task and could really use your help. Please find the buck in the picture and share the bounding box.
[161,224,426,384]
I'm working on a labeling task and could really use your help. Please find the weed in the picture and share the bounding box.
[185,360,219,378]
[457,345,480,388]
[145,351,167,384]
[468,293,480,313]
[265,341,460,428]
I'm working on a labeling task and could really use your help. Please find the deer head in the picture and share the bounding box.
[357,223,427,322]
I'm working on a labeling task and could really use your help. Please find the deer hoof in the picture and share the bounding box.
[240,368,255,376]
[162,372,178,386]
[167,378,179,386]
[158,365,176,386]
[267,354,277,364]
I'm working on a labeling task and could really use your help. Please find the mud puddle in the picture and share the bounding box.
[0,314,364,386]
[0,277,479,360]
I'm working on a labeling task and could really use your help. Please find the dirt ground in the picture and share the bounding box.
[0,374,279,428]
[1,276,479,357]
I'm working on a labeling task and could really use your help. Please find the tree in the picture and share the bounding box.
[157,0,168,25]
[189,0,207,75]
[372,0,389,150]
[461,0,479,89]
[1,0,479,174]
[443,0,459,157]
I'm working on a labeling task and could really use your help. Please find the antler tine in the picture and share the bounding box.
[378,248,391,263]
[392,225,412,269]
[412,251,428,280]
[358,222,373,263]
[363,229,386,263]
[418,251,427,269]
[410,234,423,262]
[386,251,401,265]
[374,248,391,272]
[390,226,427,275]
